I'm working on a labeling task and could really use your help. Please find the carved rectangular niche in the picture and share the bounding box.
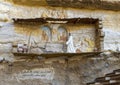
[12,18,104,52]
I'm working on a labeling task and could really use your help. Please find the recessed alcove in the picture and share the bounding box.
[12,18,104,54]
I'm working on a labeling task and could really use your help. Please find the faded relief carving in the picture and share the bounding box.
[41,9,66,18]
[66,34,76,53]
[41,26,51,42]
[58,27,67,42]
[13,68,54,80]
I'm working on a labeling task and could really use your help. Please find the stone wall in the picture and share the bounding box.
[0,1,120,85]
[0,2,120,51]
[0,53,119,85]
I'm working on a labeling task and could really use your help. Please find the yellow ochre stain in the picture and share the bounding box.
[85,38,95,47]
[6,0,48,7]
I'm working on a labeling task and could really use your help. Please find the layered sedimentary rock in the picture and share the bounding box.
[0,0,120,85]
[1,0,120,11]
[0,53,119,85]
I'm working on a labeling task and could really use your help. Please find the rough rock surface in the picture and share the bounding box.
[0,1,120,85]
[0,1,120,51]
[0,53,119,85]
[1,0,120,11]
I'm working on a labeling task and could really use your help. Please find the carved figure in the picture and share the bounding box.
[17,44,24,53]
[23,44,28,53]
[66,33,75,53]
[17,44,28,53]
[58,27,67,41]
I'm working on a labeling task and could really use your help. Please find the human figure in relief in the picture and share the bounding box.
[66,33,76,53]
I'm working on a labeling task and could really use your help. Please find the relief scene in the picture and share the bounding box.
[0,0,120,85]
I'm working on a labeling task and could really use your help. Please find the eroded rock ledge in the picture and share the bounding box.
[4,0,120,11]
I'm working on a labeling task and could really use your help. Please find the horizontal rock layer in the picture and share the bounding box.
[4,0,120,11]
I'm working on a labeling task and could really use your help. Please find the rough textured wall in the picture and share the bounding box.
[1,0,120,11]
[0,2,120,85]
[0,53,119,85]
[0,2,120,51]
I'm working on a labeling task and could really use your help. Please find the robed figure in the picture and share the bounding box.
[66,34,76,53]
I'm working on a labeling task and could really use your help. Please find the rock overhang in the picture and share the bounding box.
[4,0,120,11]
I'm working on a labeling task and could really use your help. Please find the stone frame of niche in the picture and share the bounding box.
[12,18,104,52]
[95,19,104,51]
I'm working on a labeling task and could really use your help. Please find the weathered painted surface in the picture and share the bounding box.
[0,1,120,85]
[13,23,96,52]
[0,3,120,51]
